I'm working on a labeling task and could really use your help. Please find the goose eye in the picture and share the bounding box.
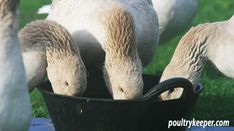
[119,87,124,92]
[169,88,174,93]
[65,81,69,87]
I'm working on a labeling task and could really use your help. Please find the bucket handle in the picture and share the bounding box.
[141,77,193,102]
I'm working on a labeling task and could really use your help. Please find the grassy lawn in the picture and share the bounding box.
[20,0,234,125]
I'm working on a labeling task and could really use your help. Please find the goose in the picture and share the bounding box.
[47,0,159,100]
[152,0,198,44]
[37,0,197,44]
[0,0,31,130]
[159,15,234,100]
[19,20,87,96]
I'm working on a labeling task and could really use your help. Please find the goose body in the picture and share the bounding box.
[38,0,198,44]
[37,0,197,44]
[37,4,51,14]
[47,0,159,99]
[0,0,31,130]
[160,15,234,100]
[152,0,198,44]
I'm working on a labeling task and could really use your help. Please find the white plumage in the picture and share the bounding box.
[37,4,51,14]
[152,0,198,44]
[38,0,198,44]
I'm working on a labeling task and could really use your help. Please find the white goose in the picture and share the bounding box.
[152,0,198,44]
[37,0,197,45]
[160,15,234,100]
[47,0,159,100]
[0,0,31,130]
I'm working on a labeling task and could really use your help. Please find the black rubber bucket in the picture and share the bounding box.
[38,71,203,131]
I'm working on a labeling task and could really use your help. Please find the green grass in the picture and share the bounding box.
[20,0,234,125]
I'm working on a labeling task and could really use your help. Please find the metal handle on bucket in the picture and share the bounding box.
[141,78,193,102]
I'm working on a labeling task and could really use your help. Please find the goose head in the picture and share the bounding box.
[46,53,87,96]
[19,20,87,96]
[103,55,143,100]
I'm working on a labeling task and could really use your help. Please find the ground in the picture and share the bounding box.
[19,0,234,125]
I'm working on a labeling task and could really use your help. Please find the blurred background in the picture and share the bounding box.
[20,0,234,125]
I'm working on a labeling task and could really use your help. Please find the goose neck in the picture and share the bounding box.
[0,0,19,42]
[160,24,210,86]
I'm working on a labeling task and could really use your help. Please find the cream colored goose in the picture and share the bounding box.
[152,0,198,44]
[47,0,159,100]
[160,15,234,100]
[19,20,87,96]
[0,0,31,130]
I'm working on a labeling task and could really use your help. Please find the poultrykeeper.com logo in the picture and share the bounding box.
[168,118,230,128]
